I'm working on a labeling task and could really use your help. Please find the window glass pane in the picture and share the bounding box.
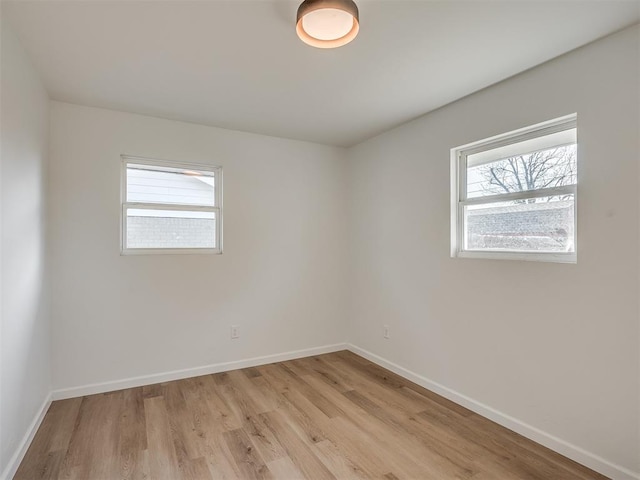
[126,208,216,249]
[126,163,215,206]
[466,143,577,199]
[464,195,574,253]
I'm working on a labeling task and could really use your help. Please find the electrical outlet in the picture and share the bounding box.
[230,325,240,339]
[383,325,390,339]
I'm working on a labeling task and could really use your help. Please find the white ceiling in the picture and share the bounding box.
[3,0,639,147]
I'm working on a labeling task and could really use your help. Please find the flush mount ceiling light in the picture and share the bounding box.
[296,0,359,49]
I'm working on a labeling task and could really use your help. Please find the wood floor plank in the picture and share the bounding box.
[180,378,244,479]
[293,356,353,393]
[189,374,243,433]
[190,457,214,480]
[316,356,432,414]
[47,398,83,453]
[279,390,329,445]
[59,393,123,480]
[226,369,279,414]
[118,387,147,480]
[311,439,372,480]
[259,371,386,479]
[302,373,472,479]
[262,363,345,419]
[280,358,314,377]
[463,411,608,480]
[144,395,181,480]
[342,389,476,479]
[243,367,263,379]
[183,377,254,479]
[413,407,570,479]
[259,409,336,480]
[274,384,387,478]
[267,456,306,479]
[142,384,163,398]
[249,375,285,411]
[341,387,518,479]
[162,381,202,464]
[331,350,475,417]
[217,372,288,464]
[14,449,65,480]
[223,428,273,480]
[14,398,82,480]
[16,351,609,480]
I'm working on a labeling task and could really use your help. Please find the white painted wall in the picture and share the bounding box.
[0,19,51,477]
[48,102,349,392]
[347,25,640,476]
[8,15,639,480]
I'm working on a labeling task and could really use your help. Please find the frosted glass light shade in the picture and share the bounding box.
[302,9,353,40]
[296,0,359,48]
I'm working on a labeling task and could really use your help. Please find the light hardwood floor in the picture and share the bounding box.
[15,351,607,479]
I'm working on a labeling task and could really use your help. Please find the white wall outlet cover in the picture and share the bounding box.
[231,325,240,339]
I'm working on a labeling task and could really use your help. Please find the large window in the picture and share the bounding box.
[451,115,577,263]
[121,156,222,254]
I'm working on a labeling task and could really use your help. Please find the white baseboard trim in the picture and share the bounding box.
[1,393,52,480]
[347,344,639,480]
[52,343,348,401]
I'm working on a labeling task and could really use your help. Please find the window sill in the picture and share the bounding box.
[121,248,222,255]
[454,250,576,264]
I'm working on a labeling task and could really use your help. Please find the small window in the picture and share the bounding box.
[451,115,577,263]
[121,156,222,254]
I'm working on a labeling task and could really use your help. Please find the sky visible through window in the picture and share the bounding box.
[466,144,577,200]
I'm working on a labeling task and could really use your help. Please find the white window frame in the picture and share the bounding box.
[451,114,577,263]
[121,155,223,255]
